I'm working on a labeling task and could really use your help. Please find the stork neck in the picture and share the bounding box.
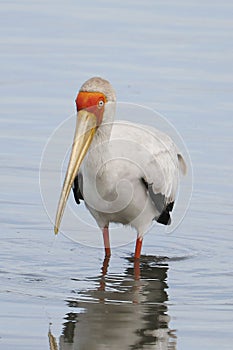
[91,101,115,147]
[87,101,116,165]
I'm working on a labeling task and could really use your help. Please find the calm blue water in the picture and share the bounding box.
[0,1,233,349]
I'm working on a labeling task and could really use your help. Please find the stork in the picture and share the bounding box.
[54,77,186,260]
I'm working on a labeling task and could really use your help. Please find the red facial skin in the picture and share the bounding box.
[75,91,107,126]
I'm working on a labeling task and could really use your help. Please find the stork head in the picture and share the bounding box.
[54,77,116,234]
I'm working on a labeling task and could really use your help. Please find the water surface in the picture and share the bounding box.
[0,1,233,349]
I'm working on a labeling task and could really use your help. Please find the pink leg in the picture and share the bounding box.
[102,226,111,258]
[134,258,141,281]
[98,256,110,292]
[134,237,143,260]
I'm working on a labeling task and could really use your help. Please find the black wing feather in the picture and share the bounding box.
[141,178,174,225]
[72,173,84,205]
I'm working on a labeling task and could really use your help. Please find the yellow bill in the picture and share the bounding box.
[54,110,97,234]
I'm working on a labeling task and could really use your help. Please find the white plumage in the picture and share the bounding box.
[55,77,186,259]
[81,120,185,234]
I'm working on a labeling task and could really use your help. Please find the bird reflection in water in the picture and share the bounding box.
[49,256,176,350]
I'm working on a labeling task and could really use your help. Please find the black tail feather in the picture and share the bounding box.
[156,201,174,225]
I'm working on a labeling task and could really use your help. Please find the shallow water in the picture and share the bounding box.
[1,1,233,349]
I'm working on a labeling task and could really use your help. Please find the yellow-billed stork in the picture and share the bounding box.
[54,77,186,259]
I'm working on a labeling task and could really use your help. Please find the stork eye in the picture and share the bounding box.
[98,100,104,108]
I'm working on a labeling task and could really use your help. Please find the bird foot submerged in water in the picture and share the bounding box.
[127,254,169,264]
